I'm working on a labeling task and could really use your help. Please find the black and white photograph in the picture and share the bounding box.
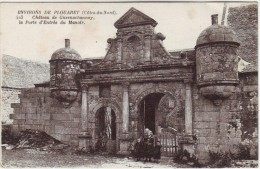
[1,1,258,168]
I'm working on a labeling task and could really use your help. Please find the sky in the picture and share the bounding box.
[1,2,255,63]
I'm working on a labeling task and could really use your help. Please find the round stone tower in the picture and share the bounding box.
[49,39,81,107]
[195,14,240,105]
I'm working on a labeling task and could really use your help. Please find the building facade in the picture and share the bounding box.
[10,7,258,163]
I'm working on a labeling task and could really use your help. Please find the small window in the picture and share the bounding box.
[99,84,111,98]
[127,35,140,43]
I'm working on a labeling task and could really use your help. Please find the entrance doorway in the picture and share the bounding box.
[95,107,116,153]
[139,93,164,135]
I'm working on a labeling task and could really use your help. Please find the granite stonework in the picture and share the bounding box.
[2,87,21,124]
[9,6,258,164]
[11,86,82,146]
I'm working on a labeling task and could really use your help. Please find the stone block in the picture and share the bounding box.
[70,139,79,146]
[52,114,73,121]
[44,126,54,134]
[50,120,63,126]
[25,120,34,125]
[62,108,71,114]
[54,126,80,134]
[9,114,15,119]
[53,134,62,141]
[61,122,80,128]
[31,125,44,131]
[24,108,37,114]
[13,108,22,114]
[27,114,40,120]
[17,120,26,125]
[72,113,81,118]
[23,102,37,108]
[11,103,21,108]
[41,114,51,120]
[60,134,72,142]
[202,102,219,112]
[18,125,24,130]
[198,137,207,144]
[70,107,80,114]
[23,124,31,129]
[194,122,209,129]
[118,140,130,155]
[209,122,217,129]
[202,111,220,122]
[74,118,81,123]
[209,129,218,137]
[15,113,26,120]
[21,98,31,103]
[44,120,51,126]
[33,119,45,125]
[37,87,44,92]
[12,119,19,125]
[194,112,203,121]
[219,122,228,130]
[243,85,258,92]
[198,129,211,137]
[220,114,232,123]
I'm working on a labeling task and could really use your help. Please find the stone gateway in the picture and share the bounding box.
[10,7,258,164]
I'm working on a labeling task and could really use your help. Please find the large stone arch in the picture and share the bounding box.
[132,86,175,113]
[130,86,177,136]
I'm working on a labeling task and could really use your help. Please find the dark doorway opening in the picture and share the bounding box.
[95,107,116,153]
[139,93,165,134]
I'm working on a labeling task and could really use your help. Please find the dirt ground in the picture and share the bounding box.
[2,149,189,168]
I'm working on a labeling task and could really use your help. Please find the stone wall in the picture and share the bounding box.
[193,85,241,163]
[10,86,82,146]
[2,54,50,124]
[10,81,186,147]
[193,72,258,163]
[239,72,258,158]
[2,87,21,124]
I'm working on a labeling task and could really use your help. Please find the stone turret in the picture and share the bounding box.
[195,14,240,105]
[49,39,81,107]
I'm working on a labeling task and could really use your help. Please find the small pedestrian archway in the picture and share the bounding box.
[95,106,117,154]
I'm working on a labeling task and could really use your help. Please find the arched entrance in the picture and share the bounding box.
[136,90,183,157]
[95,106,117,154]
[138,93,165,135]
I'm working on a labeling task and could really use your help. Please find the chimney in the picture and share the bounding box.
[211,14,218,25]
[65,39,70,48]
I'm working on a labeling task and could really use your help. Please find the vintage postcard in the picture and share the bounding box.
[1,1,258,168]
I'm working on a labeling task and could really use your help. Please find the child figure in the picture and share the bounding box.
[153,141,162,163]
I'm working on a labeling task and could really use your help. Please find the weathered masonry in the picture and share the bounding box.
[10,7,258,163]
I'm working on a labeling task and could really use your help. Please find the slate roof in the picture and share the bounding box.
[228,4,258,73]
[2,55,50,88]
